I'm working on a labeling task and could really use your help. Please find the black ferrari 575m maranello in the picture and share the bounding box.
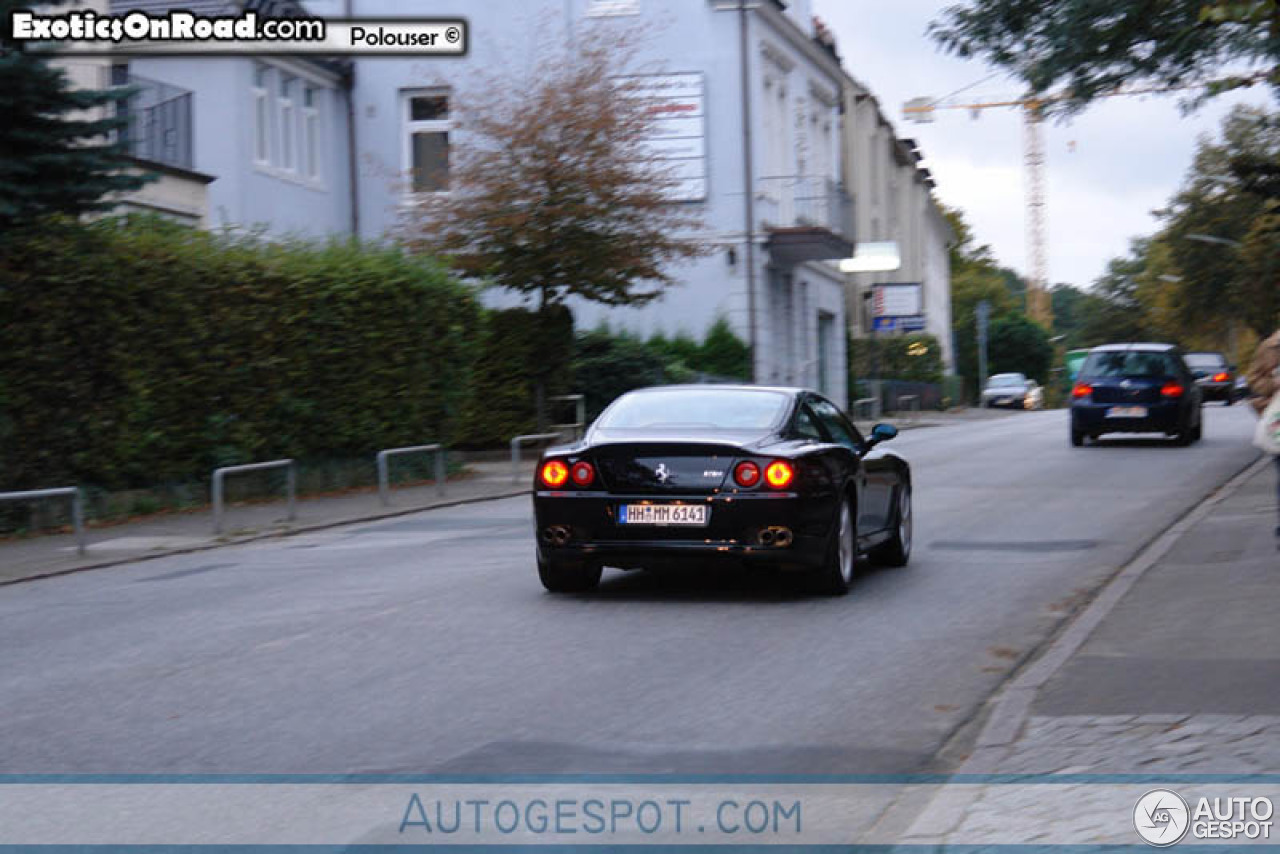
[532,385,912,595]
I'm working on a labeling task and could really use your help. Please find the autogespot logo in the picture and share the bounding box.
[1135,789,1191,847]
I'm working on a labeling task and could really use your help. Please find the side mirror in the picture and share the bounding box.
[869,423,898,445]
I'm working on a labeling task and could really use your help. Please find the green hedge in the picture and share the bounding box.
[0,217,481,490]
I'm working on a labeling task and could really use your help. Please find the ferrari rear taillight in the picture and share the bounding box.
[1072,382,1092,399]
[764,460,795,489]
[1213,372,1230,383]
[570,461,595,487]
[538,460,569,488]
[1161,382,1185,398]
[733,461,761,488]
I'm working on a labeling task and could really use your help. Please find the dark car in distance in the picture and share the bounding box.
[1070,343,1203,447]
[1185,351,1236,405]
[532,386,912,596]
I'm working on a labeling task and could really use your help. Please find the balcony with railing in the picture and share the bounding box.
[756,176,854,265]
[113,71,194,172]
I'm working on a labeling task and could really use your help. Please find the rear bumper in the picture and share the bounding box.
[1071,400,1185,434]
[1196,382,1232,400]
[533,491,831,570]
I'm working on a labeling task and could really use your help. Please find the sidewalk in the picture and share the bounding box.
[899,455,1280,844]
[0,408,1014,587]
[0,460,534,586]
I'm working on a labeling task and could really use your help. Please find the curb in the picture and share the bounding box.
[0,487,531,589]
[961,452,1271,769]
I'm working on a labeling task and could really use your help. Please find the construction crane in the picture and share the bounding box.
[902,77,1263,329]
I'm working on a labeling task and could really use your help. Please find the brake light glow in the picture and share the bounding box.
[539,460,569,488]
[1213,372,1230,383]
[733,461,761,488]
[1161,382,1185,398]
[1072,382,1092,399]
[570,461,595,487]
[764,460,795,489]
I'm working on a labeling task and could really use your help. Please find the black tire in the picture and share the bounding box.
[1191,414,1203,442]
[537,555,602,592]
[812,496,856,596]
[1174,423,1193,446]
[1071,428,1085,447]
[1224,397,1234,407]
[869,484,912,568]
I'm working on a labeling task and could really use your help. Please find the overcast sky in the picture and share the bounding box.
[812,0,1274,289]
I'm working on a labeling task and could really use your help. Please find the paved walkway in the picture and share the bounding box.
[1,409,1015,586]
[897,455,1280,844]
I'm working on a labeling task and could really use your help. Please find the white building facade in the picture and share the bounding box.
[841,79,955,372]
[105,0,958,406]
[342,0,853,404]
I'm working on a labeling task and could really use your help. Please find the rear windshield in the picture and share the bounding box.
[1081,351,1180,378]
[1185,353,1227,369]
[598,389,790,431]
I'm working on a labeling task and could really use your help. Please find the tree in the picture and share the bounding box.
[0,0,152,230]
[404,31,706,311]
[697,317,750,380]
[988,314,1053,384]
[930,0,1279,116]
[1160,106,1280,338]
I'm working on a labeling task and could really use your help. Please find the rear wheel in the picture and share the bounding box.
[870,484,912,567]
[1071,428,1085,447]
[813,497,856,596]
[537,556,602,593]
[1224,396,1234,407]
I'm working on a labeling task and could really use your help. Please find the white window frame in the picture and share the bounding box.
[278,74,296,174]
[301,85,321,182]
[401,89,452,197]
[252,63,271,166]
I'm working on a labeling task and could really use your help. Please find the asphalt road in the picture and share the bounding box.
[0,405,1262,776]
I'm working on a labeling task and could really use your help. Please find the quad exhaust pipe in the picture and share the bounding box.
[541,525,572,546]
[757,526,793,547]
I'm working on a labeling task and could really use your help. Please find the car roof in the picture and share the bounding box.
[1185,351,1227,357]
[626,384,806,396]
[1088,342,1178,353]
[990,372,1026,378]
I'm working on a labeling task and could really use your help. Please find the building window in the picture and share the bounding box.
[405,91,451,194]
[278,74,295,172]
[302,85,320,180]
[252,64,270,165]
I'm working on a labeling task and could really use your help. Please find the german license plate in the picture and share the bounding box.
[618,504,709,526]
[1107,406,1147,418]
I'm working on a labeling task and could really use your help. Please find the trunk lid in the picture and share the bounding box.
[590,442,750,495]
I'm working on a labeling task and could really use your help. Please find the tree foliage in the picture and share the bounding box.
[988,313,1053,383]
[930,0,1279,115]
[0,0,153,229]
[1160,106,1280,337]
[0,217,481,489]
[404,31,706,310]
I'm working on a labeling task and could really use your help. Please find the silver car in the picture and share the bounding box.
[981,373,1043,409]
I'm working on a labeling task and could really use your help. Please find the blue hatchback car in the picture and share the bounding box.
[1070,343,1204,447]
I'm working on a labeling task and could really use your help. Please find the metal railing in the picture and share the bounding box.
[113,71,194,171]
[756,175,854,240]
[511,433,565,483]
[212,459,296,535]
[0,487,85,555]
[376,444,445,506]
[549,394,586,441]
[852,397,879,421]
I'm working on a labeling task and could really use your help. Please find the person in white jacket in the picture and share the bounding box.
[1246,330,1280,539]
